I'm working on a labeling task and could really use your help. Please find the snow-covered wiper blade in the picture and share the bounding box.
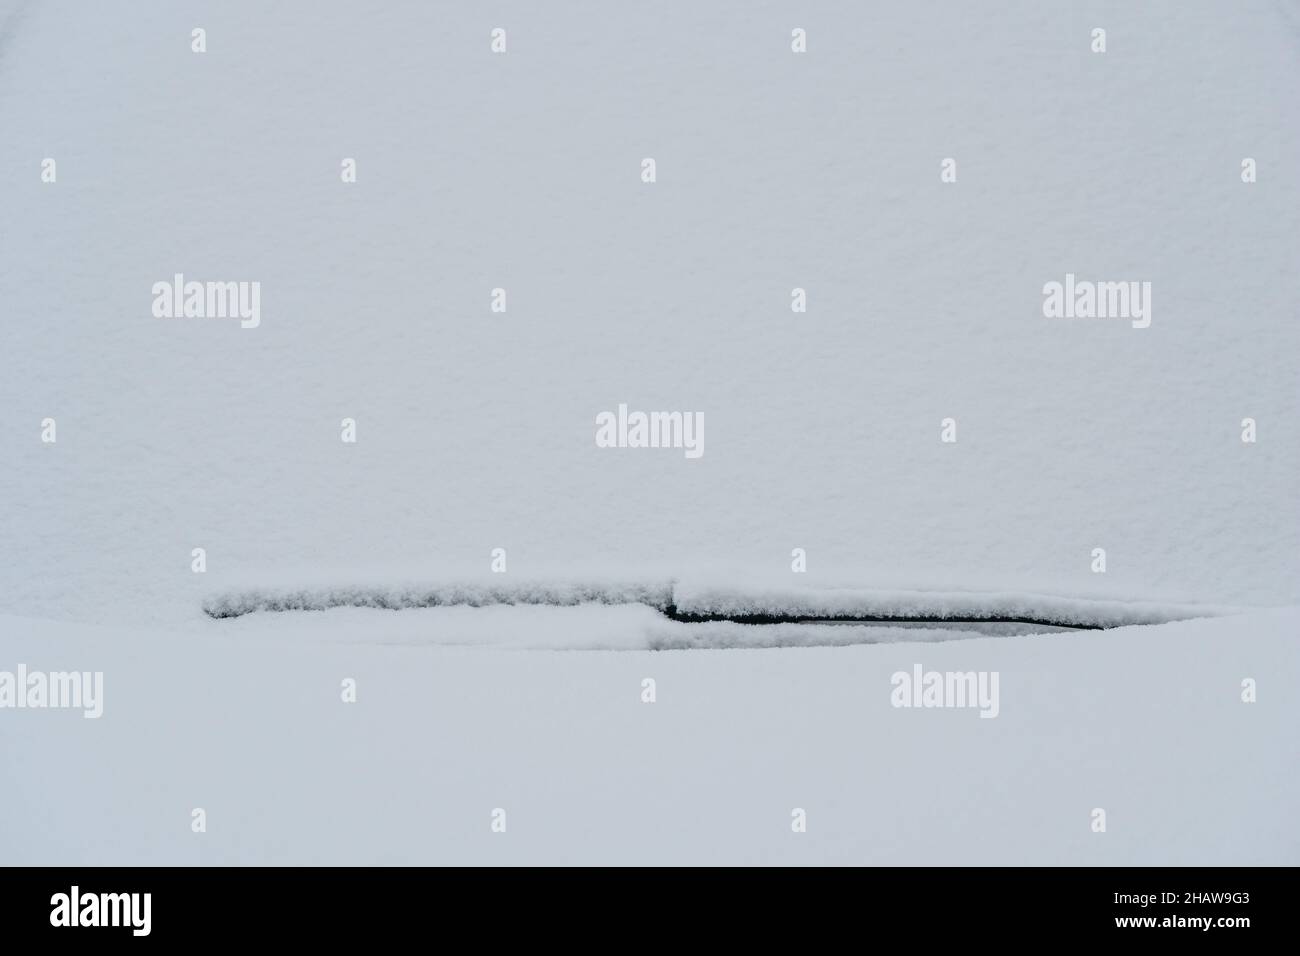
[203,578,1234,632]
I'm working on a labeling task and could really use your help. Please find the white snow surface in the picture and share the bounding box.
[1,0,1298,628]
[1,607,1297,864]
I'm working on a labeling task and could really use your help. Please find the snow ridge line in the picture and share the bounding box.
[203,580,1234,629]
[202,581,674,620]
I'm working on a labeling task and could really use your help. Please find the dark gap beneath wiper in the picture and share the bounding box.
[661,606,1101,630]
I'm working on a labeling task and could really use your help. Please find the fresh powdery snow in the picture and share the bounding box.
[2,607,1298,864]
[1,1,1297,864]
